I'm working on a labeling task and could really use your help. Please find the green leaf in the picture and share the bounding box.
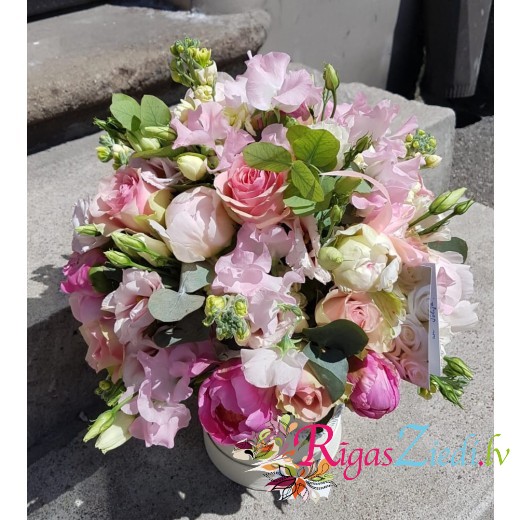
[148,288,205,322]
[88,266,121,294]
[110,93,141,131]
[302,319,368,357]
[289,128,340,169]
[242,142,293,172]
[179,262,214,293]
[303,343,348,402]
[290,160,324,202]
[429,237,468,263]
[153,310,209,347]
[335,177,361,198]
[140,95,172,129]
[286,124,310,145]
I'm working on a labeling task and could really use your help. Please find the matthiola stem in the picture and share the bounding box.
[418,211,455,236]
[408,210,432,228]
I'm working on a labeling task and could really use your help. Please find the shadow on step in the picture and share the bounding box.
[28,264,100,457]
[28,397,252,519]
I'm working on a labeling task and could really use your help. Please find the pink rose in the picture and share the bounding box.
[276,369,333,423]
[151,186,235,263]
[90,166,162,233]
[61,249,106,323]
[385,315,429,388]
[79,316,124,382]
[315,289,384,350]
[198,359,278,445]
[347,351,400,419]
[102,269,163,344]
[214,156,290,228]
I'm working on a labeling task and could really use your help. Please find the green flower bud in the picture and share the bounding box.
[205,295,227,317]
[424,154,442,168]
[177,153,207,181]
[429,188,467,215]
[111,232,147,253]
[141,126,176,141]
[98,380,112,392]
[96,146,112,162]
[75,224,101,236]
[418,387,433,400]
[233,296,248,317]
[193,85,214,102]
[330,205,343,224]
[453,199,475,215]
[234,319,250,342]
[444,356,473,379]
[318,246,344,271]
[323,64,340,91]
[83,410,115,442]
[95,412,134,454]
[104,250,135,268]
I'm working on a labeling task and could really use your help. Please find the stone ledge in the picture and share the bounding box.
[27,5,271,151]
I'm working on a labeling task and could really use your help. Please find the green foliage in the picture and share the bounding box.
[429,237,468,263]
[242,142,293,172]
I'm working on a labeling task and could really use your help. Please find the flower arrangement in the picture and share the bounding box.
[62,38,477,499]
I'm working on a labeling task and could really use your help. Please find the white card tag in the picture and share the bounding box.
[425,262,441,378]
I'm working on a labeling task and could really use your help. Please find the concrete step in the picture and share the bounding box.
[28,202,493,518]
[27,4,271,151]
[27,79,457,454]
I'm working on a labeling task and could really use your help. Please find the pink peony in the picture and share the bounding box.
[347,351,400,419]
[61,248,106,323]
[276,368,333,423]
[79,316,124,381]
[151,187,235,263]
[89,166,162,234]
[198,359,278,445]
[315,289,384,351]
[102,269,163,344]
[385,315,429,388]
[214,156,290,228]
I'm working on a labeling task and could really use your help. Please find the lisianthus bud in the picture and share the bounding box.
[318,246,344,271]
[429,188,466,215]
[323,63,340,91]
[94,412,134,454]
[177,153,207,181]
[75,224,101,236]
[104,250,135,268]
[141,126,175,141]
[424,154,442,168]
[444,356,473,379]
[83,410,115,442]
[453,199,475,215]
[111,232,147,254]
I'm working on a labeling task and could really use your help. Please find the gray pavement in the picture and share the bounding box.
[27,202,494,520]
[451,117,494,208]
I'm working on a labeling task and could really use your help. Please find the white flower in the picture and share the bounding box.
[95,412,134,454]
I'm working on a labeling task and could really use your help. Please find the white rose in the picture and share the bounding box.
[332,224,401,292]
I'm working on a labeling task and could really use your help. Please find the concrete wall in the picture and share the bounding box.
[261,0,400,88]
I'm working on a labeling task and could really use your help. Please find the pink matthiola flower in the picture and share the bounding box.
[347,351,401,419]
[89,166,163,234]
[79,316,124,382]
[241,51,321,112]
[241,347,308,396]
[169,340,218,378]
[212,224,304,341]
[61,248,106,323]
[198,359,278,445]
[260,124,290,151]
[214,156,290,228]
[102,269,163,344]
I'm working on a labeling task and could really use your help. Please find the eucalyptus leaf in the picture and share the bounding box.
[242,142,293,172]
[110,93,141,131]
[303,343,348,402]
[290,160,324,202]
[302,319,368,357]
[429,237,468,263]
[140,95,172,128]
[148,288,205,322]
[290,128,340,169]
[179,262,214,293]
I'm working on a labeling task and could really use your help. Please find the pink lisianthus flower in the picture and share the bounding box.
[198,359,278,445]
[102,268,164,344]
[212,224,304,343]
[150,186,236,263]
[129,157,184,189]
[71,198,110,254]
[61,248,106,323]
[79,316,124,381]
[241,51,321,112]
[276,368,333,422]
[315,289,385,351]
[214,156,290,228]
[241,346,308,396]
[385,315,429,387]
[90,166,165,234]
[347,351,400,419]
